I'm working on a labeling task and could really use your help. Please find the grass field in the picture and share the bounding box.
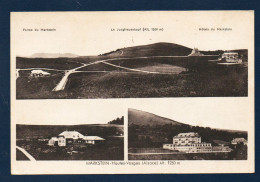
[16,70,65,99]
[17,57,83,70]
[128,145,247,160]
[16,149,30,160]
[16,54,248,99]
[64,64,247,98]
[17,137,124,160]
[16,124,124,160]
[128,151,231,160]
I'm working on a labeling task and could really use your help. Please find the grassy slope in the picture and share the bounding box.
[128,108,247,133]
[67,42,193,64]
[65,64,247,98]
[128,108,182,126]
[106,56,219,70]
[102,42,193,57]
[16,70,64,99]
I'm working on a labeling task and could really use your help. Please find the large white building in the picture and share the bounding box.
[163,132,212,153]
[48,131,105,147]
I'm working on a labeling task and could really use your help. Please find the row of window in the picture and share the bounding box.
[191,144,211,147]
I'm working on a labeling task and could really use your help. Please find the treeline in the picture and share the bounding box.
[200,50,224,55]
[128,123,247,148]
[108,116,124,125]
[16,124,121,139]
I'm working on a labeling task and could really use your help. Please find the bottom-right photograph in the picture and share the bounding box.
[128,108,248,160]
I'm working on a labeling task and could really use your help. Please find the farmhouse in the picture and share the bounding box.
[48,130,105,147]
[221,52,242,63]
[231,138,247,145]
[163,132,212,153]
[30,70,51,77]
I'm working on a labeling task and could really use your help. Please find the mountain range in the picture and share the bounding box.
[30,53,79,58]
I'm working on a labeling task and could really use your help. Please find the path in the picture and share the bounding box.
[18,55,218,91]
[16,146,36,161]
[52,60,107,91]
[102,62,160,74]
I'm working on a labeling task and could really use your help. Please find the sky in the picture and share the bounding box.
[11,11,253,57]
[14,100,125,125]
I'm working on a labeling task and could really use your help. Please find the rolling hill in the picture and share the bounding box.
[128,108,183,126]
[101,42,193,57]
[128,108,247,134]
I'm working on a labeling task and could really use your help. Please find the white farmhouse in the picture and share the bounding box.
[30,70,51,77]
[48,130,105,147]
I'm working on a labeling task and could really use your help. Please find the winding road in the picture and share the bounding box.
[52,60,108,91]
[102,61,159,74]
[17,55,218,91]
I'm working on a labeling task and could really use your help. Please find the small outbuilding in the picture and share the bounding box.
[30,70,51,77]
[231,138,247,145]
[84,136,105,144]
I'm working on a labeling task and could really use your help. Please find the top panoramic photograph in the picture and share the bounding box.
[12,11,253,99]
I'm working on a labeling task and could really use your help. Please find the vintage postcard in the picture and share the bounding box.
[11,11,254,174]
[13,11,251,99]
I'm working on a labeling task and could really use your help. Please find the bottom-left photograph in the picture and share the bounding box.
[16,116,124,161]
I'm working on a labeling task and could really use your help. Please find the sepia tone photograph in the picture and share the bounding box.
[15,44,248,99]
[128,107,248,160]
[15,108,124,161]
[13,12,250,99]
